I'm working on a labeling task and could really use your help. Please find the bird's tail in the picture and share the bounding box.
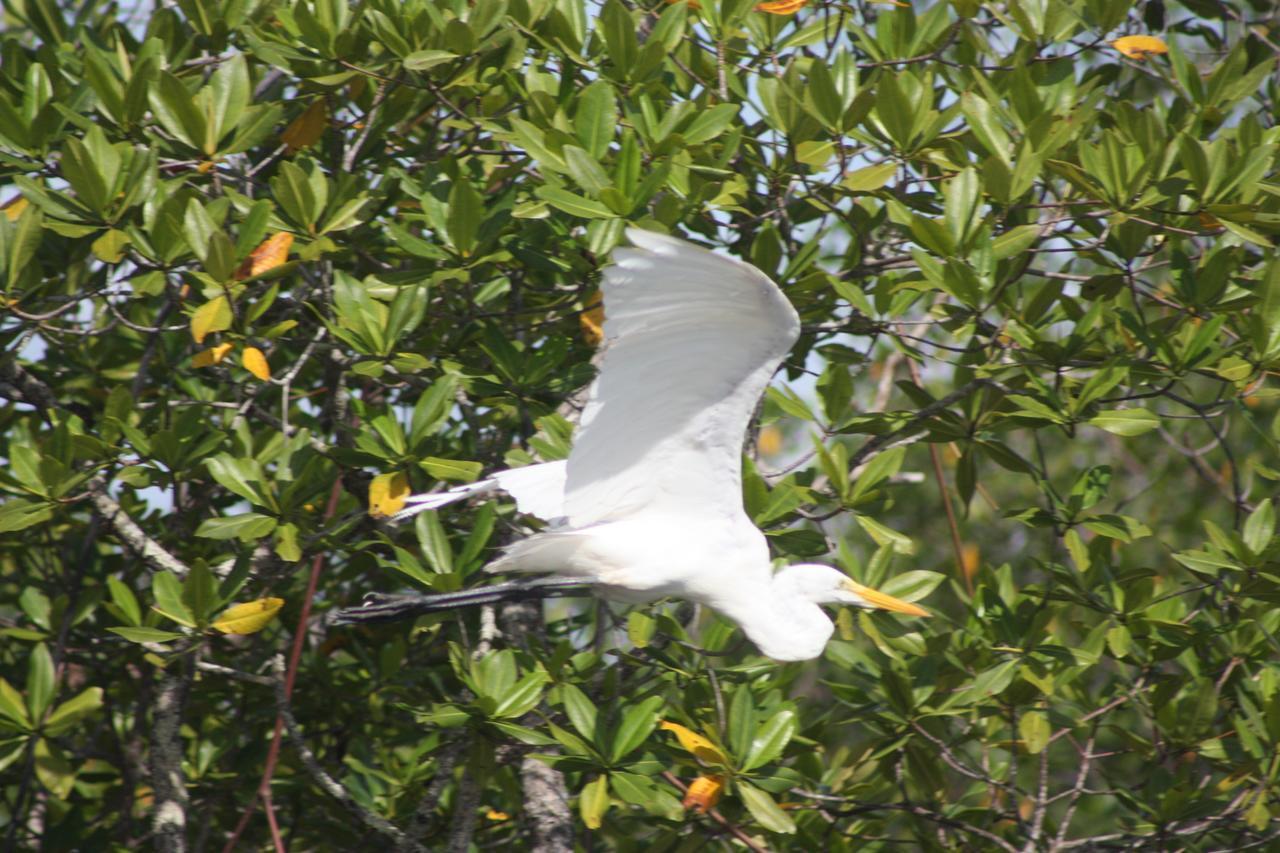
[488,530,590,575]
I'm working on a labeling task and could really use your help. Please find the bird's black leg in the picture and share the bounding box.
[332,576,594,625]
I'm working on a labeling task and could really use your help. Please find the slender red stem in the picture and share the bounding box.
[222,479,343,852]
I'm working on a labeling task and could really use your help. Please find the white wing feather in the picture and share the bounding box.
[394,460,566,522]
[564,229,800,526]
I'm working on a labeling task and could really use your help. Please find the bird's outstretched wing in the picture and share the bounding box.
[393,460,566,522]
[565,229,800,526]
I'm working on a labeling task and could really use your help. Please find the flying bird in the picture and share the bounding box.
[342,228,928,661]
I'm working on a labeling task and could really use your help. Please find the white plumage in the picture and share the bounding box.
[393,229,927,661]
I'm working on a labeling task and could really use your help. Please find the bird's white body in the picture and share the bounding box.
[394,229,927,661]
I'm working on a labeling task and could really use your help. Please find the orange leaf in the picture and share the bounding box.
[580,291,605,346]
[212,598,284,635]
[281,100,328,153]
[369,472,410,517]
[961,543,980,585]
[192,342,234,367]
[660,721,729,766]
[190,296,232,343]
[241,346,271,381]
[682,775,725,813]
[236,232,294,280]
[756,0,807,13]
[1112,35,1168,60]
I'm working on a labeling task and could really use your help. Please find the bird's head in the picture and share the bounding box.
[778,564,931,617]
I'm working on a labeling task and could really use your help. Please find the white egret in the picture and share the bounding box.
[343,229,928,661]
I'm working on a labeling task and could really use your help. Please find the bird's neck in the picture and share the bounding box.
[715,586,834,663]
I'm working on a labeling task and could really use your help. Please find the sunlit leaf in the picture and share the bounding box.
[659,721,729,766]
[756,0,807,13]
[211,597,284,634]
[192,342,234,367]
[190,296,232,343]
[369,472,410,517]
[681,774,724,813]
[581,291,605,346]
[235,232,294,280]
[241,346,271,381]
[1112,35,1169,60]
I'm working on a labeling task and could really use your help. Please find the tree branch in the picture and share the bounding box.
[269,655,418,849]
[151,650,194,853]
[87,476,191,578]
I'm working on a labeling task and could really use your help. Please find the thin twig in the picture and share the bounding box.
[269,655,417,848]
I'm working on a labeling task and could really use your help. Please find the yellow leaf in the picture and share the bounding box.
[192,342,234,367]
[3,196,29,221]
[756,0,807,13]
[212,597,284,635]
[484,809,510,821]
[190,296,232,343]
[659,721,729,766]
[368,471,410,517]
[197,160,216,174]
[281,100,328,153]
[682,774,725,814]
[756,425,783,457]
[241,346,271,381]
[236,232,294,280]
[580,291,605,346]
[1112,35,1169,60]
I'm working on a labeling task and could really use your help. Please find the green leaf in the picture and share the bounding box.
[743,709,797,771]
[182,562,219,623]
[447,180,483,256]
[107,626,187,644]
[559,683,597,741]
[877,570,945,603]
[420,457,484,482]
[152,571,196,627]
[0,678,31,730]
[1087,408,1160,436]
[1172,550,1241,575]
[403,50,457,71]
[579,774,610,829]
[681,104,739,145]
[274,522,302,562]
[149,71,207,150]
[738,780,796,833]
[855,514,915,555]
[34,738,75,799]
[1019,711,1050,754]
[492,671,548,719]
[534,186,616,219]
[608,695,663,763]
[208,53,249,148]
[626,611,655,648]
[43,687,103,737]
[26,643,55,723]
[414,510,454,573]
[0,499,55,533]
[575,80,616,159]
[195,513,278,542]
[843,161,897,192]
[1242,498,1274,555]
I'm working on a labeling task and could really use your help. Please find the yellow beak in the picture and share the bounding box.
[845,580,931,617]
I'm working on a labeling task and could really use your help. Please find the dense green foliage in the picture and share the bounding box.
[2,0,1280,848]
